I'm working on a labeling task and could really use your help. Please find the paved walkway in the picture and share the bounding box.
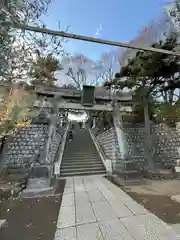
[54,175,180,240]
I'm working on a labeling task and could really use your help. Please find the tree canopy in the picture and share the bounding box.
[0,0,56,139]
[114,34,180,99]
[106,34,180,125]
[30,55,63,86]
[0,83,39,138]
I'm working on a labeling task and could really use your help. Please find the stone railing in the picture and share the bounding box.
[48,132,62,163]
[91,127,121,171]
[48,124,68,164]
[54,123,70,175]
[89,129,113,173]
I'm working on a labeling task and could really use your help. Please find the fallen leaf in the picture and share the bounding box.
[26,223,32,228]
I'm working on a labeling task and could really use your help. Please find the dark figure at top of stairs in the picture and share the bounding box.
[60,126,106,177]
[68,130,73,142]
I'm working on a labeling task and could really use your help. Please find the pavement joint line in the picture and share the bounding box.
[102,177,147,216]
[98,179,144,239]
[94,179,129,217]
[55,176,180,239]
[92,178,137,239]
[81,178,106,240]
[73,177,78,240]
[56,220,99,229]
[96,179,148,221]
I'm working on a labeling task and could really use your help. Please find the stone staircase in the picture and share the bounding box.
[60,127,106,177]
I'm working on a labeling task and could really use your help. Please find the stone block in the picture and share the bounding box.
[30,166,50,178]
[57,205,75,229]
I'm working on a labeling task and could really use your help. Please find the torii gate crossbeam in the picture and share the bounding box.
[10,23,180,57]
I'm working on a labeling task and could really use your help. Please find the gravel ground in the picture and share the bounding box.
[127,192,180,224]
[105,175,180,224]
[0,179,66,240]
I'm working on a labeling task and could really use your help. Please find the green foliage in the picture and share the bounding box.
[105,34,180,125]
[0,86,39,138]
[0,9,12,79]
[111,34,180,98]
[170,0,180,26]
[94,111,113,128]
[30,55,63,85]
[103,25,180,170]
[154,103,180,126]
[0,0,54,82]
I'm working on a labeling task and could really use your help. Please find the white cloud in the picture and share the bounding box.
[95,24,103,37]
[55,70,74,86]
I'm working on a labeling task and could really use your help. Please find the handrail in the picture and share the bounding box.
[54,123,70,175]
[89,128,113,173]
[90,129,111,161]
[53,132,63,163]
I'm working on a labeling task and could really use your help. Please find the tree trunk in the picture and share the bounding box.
[168,89,174,105]
[0,135,6,155]
[143,97,155,171]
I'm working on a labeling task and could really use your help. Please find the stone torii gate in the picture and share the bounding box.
[35,85,133,165]
[11,23,180,57]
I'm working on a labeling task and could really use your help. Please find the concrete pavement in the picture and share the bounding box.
[54,175,180,240]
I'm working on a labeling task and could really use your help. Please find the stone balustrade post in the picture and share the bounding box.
[113,103,127,160]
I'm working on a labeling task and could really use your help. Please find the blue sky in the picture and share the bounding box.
[42,0,171,61]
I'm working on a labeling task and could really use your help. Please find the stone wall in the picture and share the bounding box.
[152,124,180,167]
[124,123,180,168]
[1,121,67,170]
[95,123,180,170]
[2,124,49,169]
[123,123,145,170]
[0,104,68,170]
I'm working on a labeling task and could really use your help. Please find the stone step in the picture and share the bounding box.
[26,178,51,189]
[61,163,104,169]
[60,169,106,177]
[63,154,100,160]
[64,149,98,156]
[60,130,105,177]
[61,165,105,173]
[63,150,98,153]
[63,157,100,160]
[65,142,95,146]
[61,162,104,166]
[62,153,100,156]
[61,158,102,163]
[21,188,55,198]
[64,147,96,154]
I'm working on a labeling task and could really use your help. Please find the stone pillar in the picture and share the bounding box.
[45,98,58,164]
[60,118,63,127]
[92,117,96,128]
[59,113,63,127]
[113,103,127,160]
[82,121,86,129]
[45,118,56,164]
